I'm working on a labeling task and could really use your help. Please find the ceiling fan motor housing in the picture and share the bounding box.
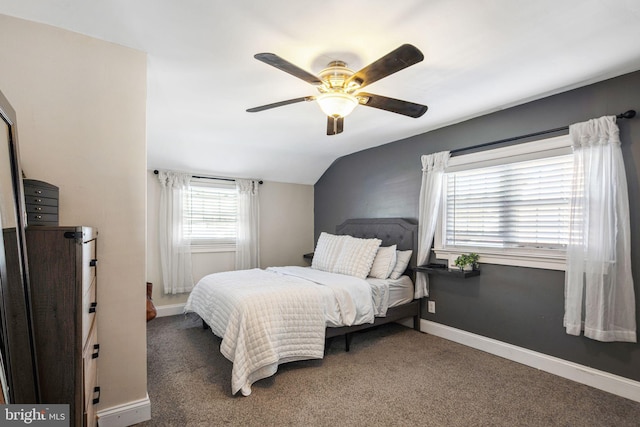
[318,61,360,93]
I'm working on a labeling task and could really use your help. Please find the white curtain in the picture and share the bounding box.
[235,179,260,270]
[564,116,636,342]
[157,171,194,294]
[416,151,450,298]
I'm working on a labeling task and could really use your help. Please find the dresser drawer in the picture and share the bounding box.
[83,323,99,407]
[83,360,99,409]
[83,323,99,427]
[82,279,97,345]
[24,184,59,200]
[26,195,59,207]
[84,399,98,427]
[25,204,58,214]
[82,238,97,295]
[27,213,58,222]
[26,212,58,224]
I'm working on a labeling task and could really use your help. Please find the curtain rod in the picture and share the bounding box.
[450,109,636,155]
[153,169,263,185]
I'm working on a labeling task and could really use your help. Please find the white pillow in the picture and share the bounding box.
[332,235,382,279]
[311,232,347,272]
[389,250,413,279]
[368,245,397,279]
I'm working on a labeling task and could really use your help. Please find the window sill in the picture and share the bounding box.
[433,248,566,271]
[190,246,236,254]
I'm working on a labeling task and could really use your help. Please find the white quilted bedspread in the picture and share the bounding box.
[184,266,374,396]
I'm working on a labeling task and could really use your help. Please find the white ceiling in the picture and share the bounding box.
[1,0,640,185]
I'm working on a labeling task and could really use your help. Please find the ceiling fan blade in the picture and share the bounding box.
[346,44,424,90]
[327,116,344,135]
[357,92,428,118]
[254,53,323,86]
[247,96,315,112]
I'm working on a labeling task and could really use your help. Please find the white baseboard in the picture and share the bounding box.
[421,320,640,403]
[156,303,186,317]
[97,393,151,427]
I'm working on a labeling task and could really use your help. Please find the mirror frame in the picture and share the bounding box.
[0,88,39,403]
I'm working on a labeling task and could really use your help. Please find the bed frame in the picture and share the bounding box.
[325,217,420,351]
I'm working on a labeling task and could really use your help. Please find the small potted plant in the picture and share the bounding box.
[454,254,471,271]
[454,253,480,271]
[467,253,480,270]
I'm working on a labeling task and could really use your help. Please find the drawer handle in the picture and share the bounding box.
[92,386,101,405]
[92,343,100,359]
[35,190,42,194]
[34,198,42,203]
[90,259,98,267]
[35,207,42,211]
[35,215,42,219]
[89,302,97,313]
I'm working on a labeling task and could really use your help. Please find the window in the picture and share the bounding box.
[434,135,573,270]
[183,178,237,250]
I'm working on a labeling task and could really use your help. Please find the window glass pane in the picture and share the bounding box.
[444,154,573,251]
[183,180,237,246]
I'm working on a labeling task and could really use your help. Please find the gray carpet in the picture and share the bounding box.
[137,315,640,426]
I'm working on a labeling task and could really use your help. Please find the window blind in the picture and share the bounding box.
[444,154,574,250]
[183,180,237,246]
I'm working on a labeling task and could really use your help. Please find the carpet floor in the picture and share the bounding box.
[136,314,640,426]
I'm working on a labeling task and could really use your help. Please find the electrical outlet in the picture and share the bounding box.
[428,300,436,313]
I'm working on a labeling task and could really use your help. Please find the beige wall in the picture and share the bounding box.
[147,171,315,307]
[0,14,147,412]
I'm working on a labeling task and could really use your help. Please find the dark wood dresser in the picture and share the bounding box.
[25,226,99,426]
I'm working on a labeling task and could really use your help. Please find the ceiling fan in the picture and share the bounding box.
[247,44,428,135]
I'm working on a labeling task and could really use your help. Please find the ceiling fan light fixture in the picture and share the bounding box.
[316,92,358,118]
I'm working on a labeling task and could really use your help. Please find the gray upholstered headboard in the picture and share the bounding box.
[335,218,418,268]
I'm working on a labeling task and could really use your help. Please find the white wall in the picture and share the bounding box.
[0,14,148,413]
[146,172,315,307]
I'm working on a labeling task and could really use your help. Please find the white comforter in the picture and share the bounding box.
[184,266,374,396]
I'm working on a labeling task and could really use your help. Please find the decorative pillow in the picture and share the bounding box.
[311,232,347,272]
[368,245,397,279]
[389,250,413,279]
[332,235,382,279]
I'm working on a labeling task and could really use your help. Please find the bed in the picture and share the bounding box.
[184,218,420,396]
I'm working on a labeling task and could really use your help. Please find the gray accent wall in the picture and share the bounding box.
[315,70,640,381]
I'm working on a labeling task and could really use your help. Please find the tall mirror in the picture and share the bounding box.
[0,89,39,403]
